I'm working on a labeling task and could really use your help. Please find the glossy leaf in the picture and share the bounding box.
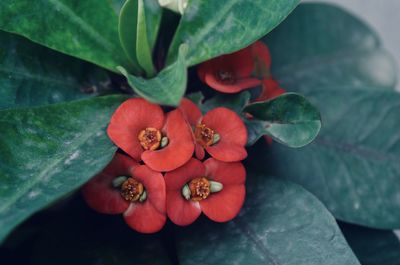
[0,0,130,72]
[0,30,111,110]
[339,222,400,265]
[200,91,250,114]
[265,3,397,91]
[244,93,321,147]
[167,0,300,66]
[118,44,187,106]
[176,175,360,265]
[256,89,400,229]
[0,95,127,242]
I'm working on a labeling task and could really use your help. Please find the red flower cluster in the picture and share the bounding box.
[82,97,247,233]
[197,41,285,101]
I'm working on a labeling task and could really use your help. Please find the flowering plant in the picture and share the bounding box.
[0,1,399,264]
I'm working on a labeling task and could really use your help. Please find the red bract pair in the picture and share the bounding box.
[107,98,194,172]
[82,153,246,232]
[197,41,285,101]
[179,98,247,162]
[82,153,166,233]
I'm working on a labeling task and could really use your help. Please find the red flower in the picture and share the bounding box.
[107,98,194,172]
[197,45,261,93]
[82,153,166,233]
[179,98,247,162]
[165,158,246,226]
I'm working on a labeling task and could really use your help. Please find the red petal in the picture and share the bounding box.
[228,46,256,78]
[202,107,247,162]
[264,135,273,145]
[81,153,138,214]
[206,142,247,162]
[165,158,205,226]
[252,41,271,70]
[142,109,195,172]
[204,72,260,93]
[178,98,202,126]
[124,202,166,233]
[255,79,286,102]
[204,158,246,185]
[107,98,165,161]
[131,165,166,214]
[200,185,245,222]
[195,143,205,160]
[166,191,201,226]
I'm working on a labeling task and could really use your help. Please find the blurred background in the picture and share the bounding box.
[305,0,400,91]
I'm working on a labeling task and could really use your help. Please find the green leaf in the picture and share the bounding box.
[255,89,400,229]
[265,3,397,91]
[200,91,250,114]
[119,0,161,76]
[0,0,130,72]
[0,30,111,110]
[118,44,187,106]
[339,222,400,265]
[167,0,300,66]
[0,95,127,243]
[29,199,171,265]
[176,175,360,265]
[244,93,321,147]
[136,0,156,77]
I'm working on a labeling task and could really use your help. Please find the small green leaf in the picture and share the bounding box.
[0,95,128,242]
[0,0,131,72]
[0,30,111,110]
[265,3,397,91]
[176,174,360,265]
[339,222,400,265]
[136,0,156,77]
[244,93,321,147]
[118,44,187,106]
[167,0,300,66]
[118,0,142,74]
[119,0,161,76]
[201,91,250,114]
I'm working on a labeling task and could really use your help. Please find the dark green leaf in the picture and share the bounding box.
[176,175,360,265]
[0,30,111,110]
[255,89,400,229]
[244,93,321,147]
[186,92,204,106]
[265,3,397,91]
[0,95,127,242]
[339,222,400,265]
[0,0,130,72]
[167,0,300,66]
[118,44,187,106]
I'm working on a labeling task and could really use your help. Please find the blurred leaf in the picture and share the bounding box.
[118,44,187,106]
[167,0,300,66]
[339,222,400,265]
[0,0,130,72]
[176,174,360,265]
[244,93,321,147]
[0,95,127,243]
[255,89,400,229]
[0,30,111,110]
[265,3,397,91]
